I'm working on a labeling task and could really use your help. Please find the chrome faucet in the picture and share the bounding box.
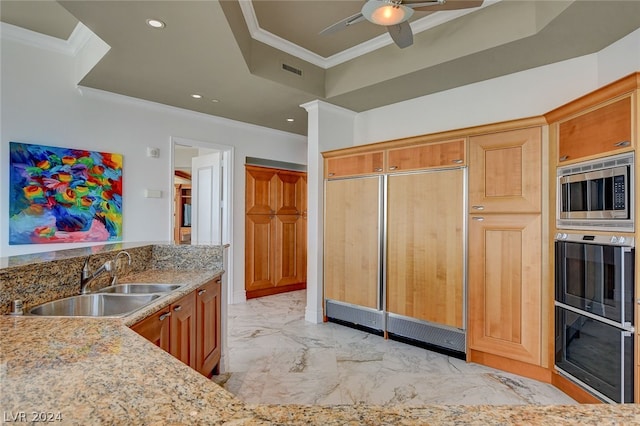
[110,251,132,286]
[80,257,113,294]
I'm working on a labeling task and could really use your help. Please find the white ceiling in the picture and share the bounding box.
[1,0,640,136]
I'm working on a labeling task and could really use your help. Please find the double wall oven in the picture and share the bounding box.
[554,152,636,403]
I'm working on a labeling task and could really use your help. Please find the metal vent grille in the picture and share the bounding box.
[325,300,383,331]
[282,63,303,76]
[387,315,466,353]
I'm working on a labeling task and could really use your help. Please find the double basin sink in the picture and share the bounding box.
[29,283,183,317]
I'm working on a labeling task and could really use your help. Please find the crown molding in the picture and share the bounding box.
[0,22,95,57]
[239,0,499,70]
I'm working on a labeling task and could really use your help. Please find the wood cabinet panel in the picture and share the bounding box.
[469,127,541,213]
[386,139,465,172]
[276,170,305,215]
[196,278,221,377]
[245,214,276,292]
[558,96,632,163]
[387,169,464,328]
[169,292,197,369]
[275,214,306,288]
[245,166,278,214]
[131,308,171,352]
[468,214,542,365]
[325,151,384,178]
[324,176,381,309]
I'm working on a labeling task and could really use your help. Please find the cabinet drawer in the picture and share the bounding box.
[558,96,632,163]
[325,151,384,178]
[386,139,465,172]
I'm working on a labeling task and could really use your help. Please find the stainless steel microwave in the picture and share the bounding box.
[557,152,634,231]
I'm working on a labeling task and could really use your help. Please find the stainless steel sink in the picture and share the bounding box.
[96,283,183,294]
[29,294,160,317]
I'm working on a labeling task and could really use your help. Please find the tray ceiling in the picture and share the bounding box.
[1,1,639,136]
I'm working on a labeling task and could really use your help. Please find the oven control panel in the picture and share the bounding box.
[555,232,635,247]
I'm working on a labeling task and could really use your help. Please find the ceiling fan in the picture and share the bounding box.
[320,0,480,49]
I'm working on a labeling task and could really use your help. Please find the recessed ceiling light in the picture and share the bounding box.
[191,94,202,99]
[286,118,295,122]
[146,19,165,29]
[211,99,219,103]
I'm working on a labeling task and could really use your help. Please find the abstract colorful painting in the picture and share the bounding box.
[9,142,123,244]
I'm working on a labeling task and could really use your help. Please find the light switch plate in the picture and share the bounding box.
[144,189,162,198]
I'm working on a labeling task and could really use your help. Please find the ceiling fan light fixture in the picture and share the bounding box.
[362,0,414,26]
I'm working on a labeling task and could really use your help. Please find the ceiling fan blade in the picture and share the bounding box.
[411,0,484,12]
[319,12,366,35]
[404,0,446,9]
[387,21,413,49]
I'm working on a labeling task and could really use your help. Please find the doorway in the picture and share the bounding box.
[171,137,233,299]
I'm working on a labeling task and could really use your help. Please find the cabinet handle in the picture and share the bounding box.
[374,167,383,172]
[328,172,335,177]
[388,166,398,171]
[559,155,569,162]
[472,217,485,221]
[614,140,630,147]
[471,205,485,210]
[173,305,182,312]
[198,289,207,296]
[451,159,463,164]
[159,312,171,321]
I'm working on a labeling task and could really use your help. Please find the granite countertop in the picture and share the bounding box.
[2,269,639,425]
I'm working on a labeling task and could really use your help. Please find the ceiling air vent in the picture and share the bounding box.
[282,63,303,77]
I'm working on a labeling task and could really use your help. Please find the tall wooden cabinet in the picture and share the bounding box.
[467,126,545,372]
[245,165,307,299]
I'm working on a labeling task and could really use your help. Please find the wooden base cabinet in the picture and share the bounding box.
[196,278,222,377]
[130,308,171,352]
[467,213,542,365]
[131,278,222,376]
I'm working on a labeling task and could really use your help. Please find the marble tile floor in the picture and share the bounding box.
[212,290,576,406]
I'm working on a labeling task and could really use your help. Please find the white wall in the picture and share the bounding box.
[0,30,307,305]
[354,28,640,146]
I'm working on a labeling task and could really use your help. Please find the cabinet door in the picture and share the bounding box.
[558,96,632,163]
[276,170,305,215]
[196,278,221,377]
[468,214,542,366]
[324,176,381,309]
[468,127,541,213]
[170,292,197,369]
[131,309,171,352]
[386,139,465,172]
[245,166,277,215]
[387,169,464,328]
[325,151,385,179]
[275,214,306,288]
[245,214,276,292]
